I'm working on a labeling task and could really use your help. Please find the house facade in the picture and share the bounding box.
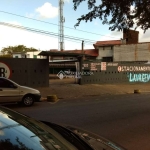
[93,29,150,62]
[78,29,150,84]
[94,40,121,62]
[94,41,150,62]
[26,51,46,59]
[13,52,26,58]
[12,51,46,59]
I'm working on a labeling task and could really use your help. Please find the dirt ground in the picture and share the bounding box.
[37,78,150,100]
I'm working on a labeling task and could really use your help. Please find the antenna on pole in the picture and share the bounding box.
[58,0,65,51]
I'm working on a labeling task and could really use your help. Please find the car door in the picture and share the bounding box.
[0,78,20,102]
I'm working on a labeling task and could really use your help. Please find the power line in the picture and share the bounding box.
[0,10,120,39]
[1,22,149,52]
[0,22,149,51]
[0,22,96,45]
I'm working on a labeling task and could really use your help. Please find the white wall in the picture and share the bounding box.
[13,53,26,58]
[12,51,46,59]
[26,51,46,59]
[96,46,113,60]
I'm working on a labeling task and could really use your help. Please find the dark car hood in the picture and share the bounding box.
[65,125,126,150]
[0,106,126,150]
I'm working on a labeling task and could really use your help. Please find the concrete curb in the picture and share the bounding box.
[134,89,141,94]
[40,97,47,101]
[47,95,58,102]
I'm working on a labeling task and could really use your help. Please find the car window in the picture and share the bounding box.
[0,78,15,88]
[0,109,79,150]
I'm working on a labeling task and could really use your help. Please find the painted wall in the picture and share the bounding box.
[96,46,113,60]
[80,60,150,84]
[0,58,49,87]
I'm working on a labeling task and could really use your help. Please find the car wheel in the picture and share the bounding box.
[22,95,34,106]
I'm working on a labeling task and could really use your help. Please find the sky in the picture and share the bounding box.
[0,0,150,51]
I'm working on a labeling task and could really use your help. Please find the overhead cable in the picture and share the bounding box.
[0,10,120,39]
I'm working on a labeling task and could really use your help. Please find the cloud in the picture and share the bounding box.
[98,31,121,41]
[0,21,90,51]
[35,2,58,19]
[6,21,22,26]
[110,31,122,37]
[138,28,150,42]
[97,28,150,43]
[0,22,57,50]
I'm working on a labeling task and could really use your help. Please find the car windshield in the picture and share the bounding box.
[0,107,80,150]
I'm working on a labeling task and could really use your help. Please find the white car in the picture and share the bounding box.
[0,77,41,106]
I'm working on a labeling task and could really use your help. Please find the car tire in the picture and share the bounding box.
[22,95,34,106]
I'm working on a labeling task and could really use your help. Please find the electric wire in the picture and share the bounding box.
[0,22,97,45]
[0,10,120,39]
[0,22,149,51]
[0,22,148,51]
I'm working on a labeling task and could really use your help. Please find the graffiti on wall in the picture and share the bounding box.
[128,73,150,82]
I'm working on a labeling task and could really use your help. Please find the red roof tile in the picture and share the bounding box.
[94,40,121,47]
[84,49,98,56]
[66,49,98,57]
[49,49,58,51]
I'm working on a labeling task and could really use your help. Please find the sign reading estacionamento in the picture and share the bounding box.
[0,62,11,78]
[118,66,150,72]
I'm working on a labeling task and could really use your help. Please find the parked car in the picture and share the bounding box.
[0,77,41,106]
[0,106,126,150]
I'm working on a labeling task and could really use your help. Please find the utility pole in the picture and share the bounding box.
[82,40,84,53]
[58,0,65,51]
[78,40,84,85]
[82,40,85,60]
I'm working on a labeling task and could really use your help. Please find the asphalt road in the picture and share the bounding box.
[4,93,150,150]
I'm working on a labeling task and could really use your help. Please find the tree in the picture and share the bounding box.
[1,45,38,57]
[73,0,150,32]
[0,138,33,150]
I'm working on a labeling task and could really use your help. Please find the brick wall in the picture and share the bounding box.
[123,29,139,44]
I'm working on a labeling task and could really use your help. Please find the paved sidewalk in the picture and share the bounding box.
[37,79,150,100]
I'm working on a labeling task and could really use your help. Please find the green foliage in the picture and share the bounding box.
[0,54,12,58]
[1,45,38,57]
[73,0,150,32]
